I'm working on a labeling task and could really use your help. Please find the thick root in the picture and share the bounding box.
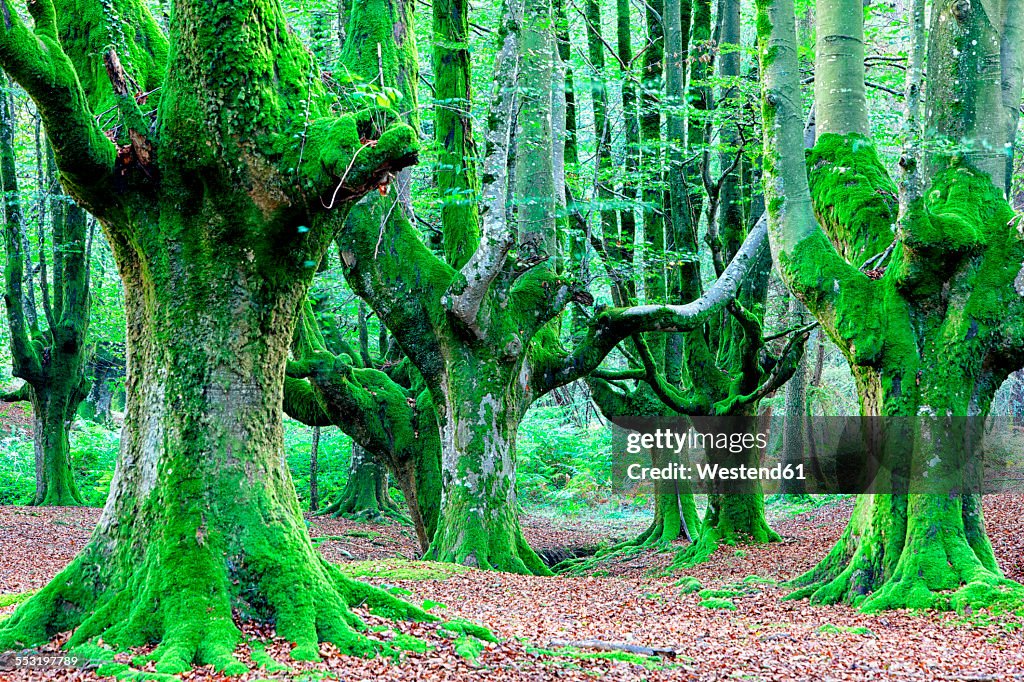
[0,531,434,673]
[425,510,552,576]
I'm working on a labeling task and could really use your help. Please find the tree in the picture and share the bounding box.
[758,0,1024,610]
[0,0,428,669]
[1,78,91,506]
[284,302,440,549]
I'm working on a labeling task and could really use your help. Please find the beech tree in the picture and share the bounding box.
[1,80,92,506]
[0,0,431,669]
[577,0,804,565]
[759,0,1024,609]
[327,0,780,573]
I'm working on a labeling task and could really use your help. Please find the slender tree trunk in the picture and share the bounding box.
[434,0,481,267]
[780,297,809,496]
[814,0,868,136]
[309,426,320,512]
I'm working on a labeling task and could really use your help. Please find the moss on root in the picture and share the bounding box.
[0,500,436,674]
[673,494,780,568]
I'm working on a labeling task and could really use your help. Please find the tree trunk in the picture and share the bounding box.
[0,0,424,665]
[780,297,809,496]
[30,387,84,506]
[425,359,550,575]
[0,255,422,668]
[788,368,1007,610]
[309,426,320,512]
[323,444,406,521]
[757,0,1024,611]
[676,410,781,566]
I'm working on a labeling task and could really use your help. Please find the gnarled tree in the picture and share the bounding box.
[0,0,427,670]
[758,0,1024,610]
[1,80,91,506]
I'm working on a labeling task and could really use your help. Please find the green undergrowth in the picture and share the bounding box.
[766,494,850,519]
[338,559,473,581]
[699,597,737,610]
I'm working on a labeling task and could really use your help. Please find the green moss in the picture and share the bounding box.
[452,634,486,661]
[698,588,745,599]
[743,575,777,585]
[806,134,897,266]
[527,646,679,670]
[437,618,498,643]
[818,624,874,636]
[67,641,116,663]
[391,633,432,654]
[249,640,289,673]
[0,591,35,609]
[699,598,737,610]
[338,559,472,581]
[676,577,702,594]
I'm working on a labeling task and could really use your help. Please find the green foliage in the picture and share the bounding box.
[284,417,352,508]
[517,403,613,515]
[69,422,119,506]
[0,420,117,505]
[698,597,737,610]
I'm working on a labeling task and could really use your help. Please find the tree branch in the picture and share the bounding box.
[442,0,523,337]
[713,324,810,415]
[0,0,117,194]
[756,0,872,346]
[530,215,768,394]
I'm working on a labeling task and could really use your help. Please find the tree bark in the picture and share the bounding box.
[0,0,423,666]
[759,0,1024,611]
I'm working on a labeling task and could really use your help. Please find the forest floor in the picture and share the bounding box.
[2,497,1024,681]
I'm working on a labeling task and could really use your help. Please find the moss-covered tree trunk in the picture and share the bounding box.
[29,384,85,506]
[425,346,549,573]
[759,0,1024,610]
[1,74,89,507]
[323,444,407,521]
[0,0,424,667]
